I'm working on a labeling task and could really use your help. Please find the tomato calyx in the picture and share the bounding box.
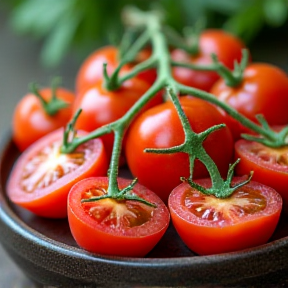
[182,159,253,199]
[29,77,69,116]
[81,178,157,208]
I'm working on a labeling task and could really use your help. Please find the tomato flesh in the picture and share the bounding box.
[169,178,282,255]
[7,129,108,218]
[68,177,170,257]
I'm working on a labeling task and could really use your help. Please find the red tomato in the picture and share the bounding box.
[12,88,75,151]
[73,78,162,161]
[68,177,170,257]
[171,29,247,91]
[125,97,234,203]
[211,63,288,138]
[7,129,108,218]
[235,139,288,213]
[75,46,126,94]
[75,46,156,94]
[169,178,282,255]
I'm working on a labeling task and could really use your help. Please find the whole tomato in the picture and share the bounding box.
[211,63,288,138]
[12,87,75,151]
[125,96,234,202]
[171,29,247,91]
[73,78,162,160]
[75,46,126,94]
[76,46,157,94]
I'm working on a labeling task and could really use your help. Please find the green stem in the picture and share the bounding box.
[30,79,68,116]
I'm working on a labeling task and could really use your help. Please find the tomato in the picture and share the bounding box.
[171,29,247,91]
[75,46,156,95]
[7,129,108,218]
[73,78,162,161]
[211,63,288,138]
[168,178,282,255]
[68,177,170,257]
[75,46,125,94]
[12,87,75,151]
[235,138,288,213]
[125,96,234,203]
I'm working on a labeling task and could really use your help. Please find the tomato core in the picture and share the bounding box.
[81,188,153,228]
[183,187,267,223]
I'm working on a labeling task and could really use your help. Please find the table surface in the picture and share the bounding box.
[1,6,288,288]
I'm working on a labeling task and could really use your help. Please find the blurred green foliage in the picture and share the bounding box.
[3,0,288,67]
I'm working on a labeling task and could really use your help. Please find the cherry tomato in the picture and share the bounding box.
[235,139,288,213]
[75,46,126,94]
[73,78,162,161]
[12,88,75,151]
[125,96,234,203]
[211,63,288,138]
[75,46,156,94]
[169,178,282,255]
[7,129,108,218]
[68,177,170,257]
[171,29,247,91]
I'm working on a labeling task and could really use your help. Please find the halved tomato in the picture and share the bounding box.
[68,177,170,257]
[7,129,108,218]
[168,178,282,255]
[235,139,288,213]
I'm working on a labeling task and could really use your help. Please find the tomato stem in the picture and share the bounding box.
[29,79,68,116]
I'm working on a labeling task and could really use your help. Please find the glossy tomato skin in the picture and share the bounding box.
[125,96,234,203]
[169,178,282,255]
[7,129,108,218]
[235,139,288,213]
[68,177,170,257]
[172,29,247,91]
[73,78,162,160]
[211,63,288,138]
[76,46,126,94]
[12,88,75,151]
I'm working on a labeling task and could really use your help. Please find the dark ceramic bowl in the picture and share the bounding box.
[1,133,288,288]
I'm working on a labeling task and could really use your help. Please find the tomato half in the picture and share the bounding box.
[169,178,282,255]
[211,63,288,138]
[73,78,162,161]
[7,129,108,218]
[125,96,234,203]
[12,88,75,151]
[171,29,247,91]
[235,139,288,213]
[68,177,170,257]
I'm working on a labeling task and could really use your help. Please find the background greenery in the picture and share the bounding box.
[3,0,288,67]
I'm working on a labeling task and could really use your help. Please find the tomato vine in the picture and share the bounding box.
[60,7,288,203]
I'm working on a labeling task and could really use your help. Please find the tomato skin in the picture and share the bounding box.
[76,46,124,94]
[211,63,288,138]
[7,129,108,218]
[169,178,282,255]
[172,29,247,91]
[68,177,170,257]
[12,88,75,151]
[73,78,162,160]
[235,139,288,213]
[125,96,234,203]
